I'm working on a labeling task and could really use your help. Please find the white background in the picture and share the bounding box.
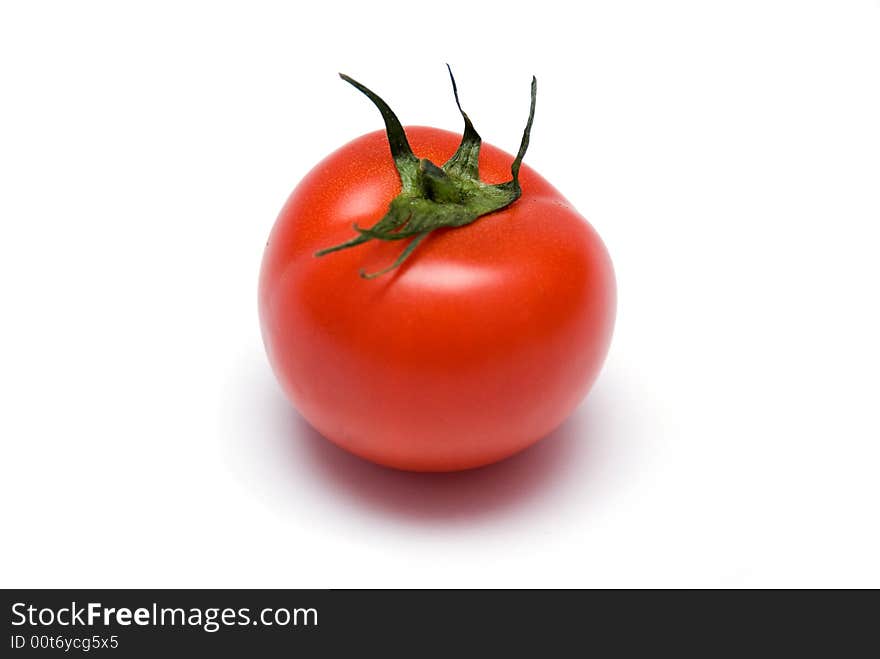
[2,1,879,588]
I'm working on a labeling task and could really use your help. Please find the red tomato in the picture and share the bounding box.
[259,77,615,472]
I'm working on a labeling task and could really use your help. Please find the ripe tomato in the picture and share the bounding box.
[259,72,615,471]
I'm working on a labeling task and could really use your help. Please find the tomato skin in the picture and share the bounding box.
[259,126,615,471]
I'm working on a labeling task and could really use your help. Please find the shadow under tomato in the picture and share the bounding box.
[285,395,605,523]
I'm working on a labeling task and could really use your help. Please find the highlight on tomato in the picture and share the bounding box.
[259,67,616,471]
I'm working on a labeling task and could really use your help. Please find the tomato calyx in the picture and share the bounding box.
[315,66,537,279]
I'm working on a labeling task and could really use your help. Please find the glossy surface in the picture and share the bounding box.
[259,127,616,471]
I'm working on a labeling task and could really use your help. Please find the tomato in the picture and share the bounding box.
[259,72,615,471]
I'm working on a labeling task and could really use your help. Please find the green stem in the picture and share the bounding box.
[316,67,537,278]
